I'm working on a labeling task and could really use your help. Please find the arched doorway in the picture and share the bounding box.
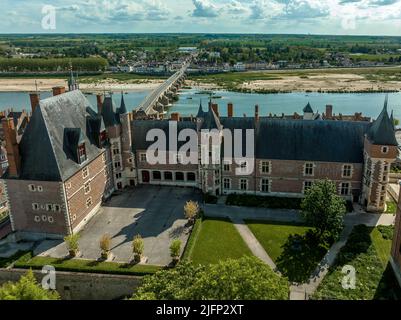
[142,170,150,183]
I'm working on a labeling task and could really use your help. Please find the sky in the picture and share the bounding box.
[2,0,401,35]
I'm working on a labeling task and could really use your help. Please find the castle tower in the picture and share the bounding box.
[361,97,398,212]
[197,101,223,196]
[118,92,137,187]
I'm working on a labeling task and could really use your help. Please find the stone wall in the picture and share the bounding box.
[0,268,142,300]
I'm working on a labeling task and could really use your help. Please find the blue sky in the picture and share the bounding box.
[2,0,401,35]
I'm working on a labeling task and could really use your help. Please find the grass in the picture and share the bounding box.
[313,225,401,300]
[11,252,162,276]
[186,218,252,265]
[385,201,397,214]
[246,220,329,283]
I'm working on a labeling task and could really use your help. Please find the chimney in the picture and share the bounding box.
[255,105,259,122]
[2,118,20,177]
[96,94,104,115]
[227,103,233,118]
[52,86,66,96]
[171,112,180,121]
[29,93,40,114]
[326,105,333,119]
[212,103,219,117]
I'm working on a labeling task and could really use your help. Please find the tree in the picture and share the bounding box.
[301,179,346,241]
[170,239,182,264]
[64,234,80,257]
[100,234,112,260]
[0,270,60,300]
[132,256,289,300]
[184,200,200,223]
[132,234,144,263]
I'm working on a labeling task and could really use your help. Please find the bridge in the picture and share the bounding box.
[133,58,191,119]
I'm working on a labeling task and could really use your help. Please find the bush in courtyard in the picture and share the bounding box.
[99,234,112,260]
[184,201,200,223]
[301,179,346,242]
[132,256,288,300]
[203,193,218,204]
[377,225,394,241]
[0,270,60,300]
[226,194,302,209]
[132,235,144,263]
[64,234,80,258]
[170,239,182,264]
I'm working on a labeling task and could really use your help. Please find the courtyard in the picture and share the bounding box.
[41,185,202,265]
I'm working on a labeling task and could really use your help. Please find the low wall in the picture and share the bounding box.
[0,268,143,300]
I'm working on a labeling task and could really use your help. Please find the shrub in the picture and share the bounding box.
[0,270,60,300]
[204,193,218,204]
[132,235,144,263]
[226,194,302,209]
[377,225,394,240]
[64,234,80,257]
[184,201,200,222]
[170,239,182,261]
[100,234,111,258]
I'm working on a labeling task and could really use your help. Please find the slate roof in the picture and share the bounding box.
[200,106,222,130]
[196,101,207,118]
[367,102,398,146]
[101,96,121,127]
[117,94,127,115]
[132,120,197,151]
[18,90,105,181]
[303,102,313,113]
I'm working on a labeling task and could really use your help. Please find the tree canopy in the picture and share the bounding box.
[132,256,289,300]
[301,179,347,241]
[0,270,60,300]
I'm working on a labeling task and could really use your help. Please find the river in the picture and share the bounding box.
[0,88,399,121]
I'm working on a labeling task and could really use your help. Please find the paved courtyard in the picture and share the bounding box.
[42,185,202,265]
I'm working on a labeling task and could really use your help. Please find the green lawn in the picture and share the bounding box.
[186,218,252,265]
[385,201,397,214]
[10,252,161,276]
[246,220,329,283]
[314,225,401,300]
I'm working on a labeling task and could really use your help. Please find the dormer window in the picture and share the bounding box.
[78,143,87,164]
[99,130,107,144]
[382,146,389,154]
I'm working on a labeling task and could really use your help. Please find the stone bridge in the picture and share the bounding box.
[133,60,190,120]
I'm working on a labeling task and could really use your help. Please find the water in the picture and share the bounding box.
[0,88,400,121]
[168,88,401,120]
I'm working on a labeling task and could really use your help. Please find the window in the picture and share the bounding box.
[78,143,87,163]
[140,153,147,162]
[66,182,72,189]
[261,179,270,193]
[34,216,40,223]
[86,197,92,208]
[187,172,196,181]
[114,161,121,169]
[82,167,89,179]
[341,183,350,196]
[223,161,231,172]
[304,181,313,193]
[342,165,352,178]
[382,146,389,154]
[261,161,270,174]
[48,216,54,224]
[304,163,314,176]
[84,182,91,195]
[240,179,248,191]
[116,173,122,179]
[176,172,185,181]
[223,178,231,190]
[152,171,161,180]
[384,165,388,172]
[113,149,120,155]
[28,184,36,192]
[383,175,388,182]
[41,215,48,222]
[53,204,61,212]
[37,186,43,192]
[164,171,173,181]
[46,204,53,211]
[32,203,39,211]
[240,162,247,174]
